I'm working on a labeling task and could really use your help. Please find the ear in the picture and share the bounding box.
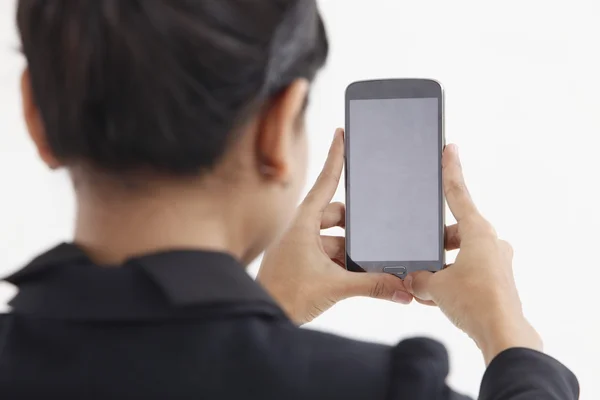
[21,69,62,170]
[255,79,309,183]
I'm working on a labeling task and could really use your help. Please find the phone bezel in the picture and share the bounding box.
[344,79,445,277]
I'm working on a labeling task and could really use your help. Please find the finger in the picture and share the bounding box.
[445,224,460,250]
[321,202,346,229]
[442,145,479,223]
[340,272,414,305]
[302,129,345,212]
[404,271,436,302]
[320,235,345,263]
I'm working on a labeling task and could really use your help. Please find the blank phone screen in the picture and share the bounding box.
[348,98,440,263]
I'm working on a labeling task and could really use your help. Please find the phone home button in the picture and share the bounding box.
[383,266,407,276]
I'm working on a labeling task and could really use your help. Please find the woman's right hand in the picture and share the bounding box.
[404,144,543,365]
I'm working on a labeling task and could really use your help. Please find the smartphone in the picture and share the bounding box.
[345,79,445,278]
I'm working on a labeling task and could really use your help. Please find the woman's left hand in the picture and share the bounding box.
[257,129,413,325]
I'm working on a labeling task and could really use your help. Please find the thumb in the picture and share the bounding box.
[404,271,437,302]
[340,272,414,305]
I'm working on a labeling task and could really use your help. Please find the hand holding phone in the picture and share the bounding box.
[404,145,543,365]
[258,130,413,325]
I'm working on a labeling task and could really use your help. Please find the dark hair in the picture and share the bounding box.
[17,0,328,175]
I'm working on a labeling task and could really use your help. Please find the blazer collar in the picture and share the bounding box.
[3,243,284,321]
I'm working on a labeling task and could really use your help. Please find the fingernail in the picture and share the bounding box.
[392,291,412,305]
[447,144,458,155]
[404,275,413,293]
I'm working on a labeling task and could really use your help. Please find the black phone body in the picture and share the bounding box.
[345,79,445,279]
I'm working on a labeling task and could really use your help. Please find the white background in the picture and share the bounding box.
[1,0,599,398]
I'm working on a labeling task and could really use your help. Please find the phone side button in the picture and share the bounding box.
[383,266,407,276]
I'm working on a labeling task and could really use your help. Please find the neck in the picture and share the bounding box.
[73,175,251,266]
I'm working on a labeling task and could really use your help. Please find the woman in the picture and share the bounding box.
[1,0,578,399]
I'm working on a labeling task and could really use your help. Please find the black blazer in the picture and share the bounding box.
[0,244,578,399]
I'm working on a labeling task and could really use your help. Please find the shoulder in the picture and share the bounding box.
[239,319,391,399]
[232,317,452,399]
[257,318,449,371]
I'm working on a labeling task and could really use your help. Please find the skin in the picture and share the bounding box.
[21,70,541,366]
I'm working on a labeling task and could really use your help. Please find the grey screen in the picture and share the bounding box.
[348,98,440,262]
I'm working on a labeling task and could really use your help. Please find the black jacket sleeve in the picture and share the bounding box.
[386,339,579,400]
[479,348,579,400]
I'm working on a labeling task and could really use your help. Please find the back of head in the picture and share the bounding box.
[17,0,328,175]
